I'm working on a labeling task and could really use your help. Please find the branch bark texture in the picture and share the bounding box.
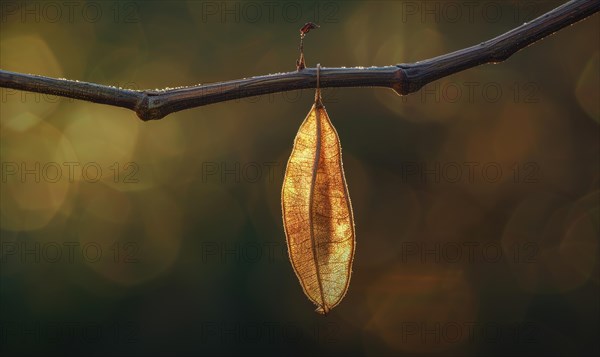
[1,0,598,121]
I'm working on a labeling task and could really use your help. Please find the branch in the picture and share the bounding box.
[1,0,598,121]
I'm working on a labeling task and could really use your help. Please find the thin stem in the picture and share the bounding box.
[0,0,598,121]
[297,35,305,71]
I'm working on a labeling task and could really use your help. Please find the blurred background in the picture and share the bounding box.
[1,0,598,356]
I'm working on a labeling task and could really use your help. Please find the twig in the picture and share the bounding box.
[297,22,320,70]
[0,0,598,121]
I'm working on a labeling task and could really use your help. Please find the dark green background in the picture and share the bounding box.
[1,0,598,356]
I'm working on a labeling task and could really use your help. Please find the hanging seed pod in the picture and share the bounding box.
[282,65,356,314]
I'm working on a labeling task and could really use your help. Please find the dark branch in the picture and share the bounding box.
[397,0,600,93]
[1,0,598,121]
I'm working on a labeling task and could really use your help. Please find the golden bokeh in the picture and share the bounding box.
[0,121,77,231]
[364,266,477,355]
[0,1,598,355]
[575,51,600,123]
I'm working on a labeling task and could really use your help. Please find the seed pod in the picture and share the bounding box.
[281,92,355,315]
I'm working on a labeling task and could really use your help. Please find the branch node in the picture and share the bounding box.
[392,66,409,95]
[135,92,164,121]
